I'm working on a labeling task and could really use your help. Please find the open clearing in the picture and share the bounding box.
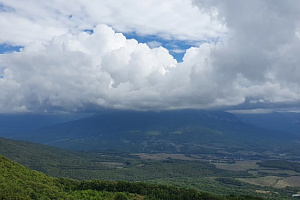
[238,176,281,187]
[275,176,300,188]
[238,176,300,188]
[259,169,300,176]
[133,153,197,161]
[214,159,300,189]
[214,160,259,171]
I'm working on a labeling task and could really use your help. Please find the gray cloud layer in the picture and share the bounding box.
[0,0,300,113]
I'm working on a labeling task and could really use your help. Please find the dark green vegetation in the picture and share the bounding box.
[145,177,299,199]
[1,153,264,200]
[1,138,300,199]
[257,160,300,173]
[0,138,249,181]
[0,154,129,200]
[0,137,94,176]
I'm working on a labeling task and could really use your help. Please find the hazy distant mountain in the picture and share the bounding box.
[236,112,300,135]
[13,109,298,155]
[0,113,90,137]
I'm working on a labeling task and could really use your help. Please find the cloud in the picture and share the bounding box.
[170,49,186,54]
[0,25,178,112]
[146,41,162,49]
[0,1,300,113]
[0,0,226,46]
[190,0,300,106]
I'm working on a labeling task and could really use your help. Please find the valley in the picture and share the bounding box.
[1,110,300,199]
[1,137,300,199]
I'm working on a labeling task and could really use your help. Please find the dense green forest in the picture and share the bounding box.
[257,160,300,173]
[1,153,266,200]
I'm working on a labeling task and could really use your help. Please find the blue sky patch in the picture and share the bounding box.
[83,29,94,34]
[0,44,23,54]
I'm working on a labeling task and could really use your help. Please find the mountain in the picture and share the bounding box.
[236,112,300,135]
[0,113,90,137]
[17,109,299,155]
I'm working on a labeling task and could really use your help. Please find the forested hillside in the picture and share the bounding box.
[1,137,299,199]
[0,154,263,200]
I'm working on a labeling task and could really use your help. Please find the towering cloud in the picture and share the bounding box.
[192,0,300,107]
[0,25,177,112]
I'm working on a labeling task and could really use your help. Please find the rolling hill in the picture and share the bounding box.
[0,137,249,182]
[2,153,260,200]
[1,137,299,199]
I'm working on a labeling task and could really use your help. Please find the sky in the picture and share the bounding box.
[0,0,300,113]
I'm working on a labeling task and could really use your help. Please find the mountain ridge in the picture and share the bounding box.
[13,109,298,155]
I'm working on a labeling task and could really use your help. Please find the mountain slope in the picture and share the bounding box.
[0,137,96,175]
[0,154,68,199]
[236,112,300,135]
[0,154,147,200]
[20,109,298,154]
[0,113,89,137]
